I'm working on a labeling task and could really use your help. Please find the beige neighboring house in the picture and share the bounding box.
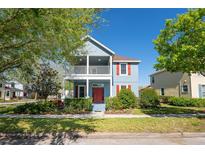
[150,70,205,98]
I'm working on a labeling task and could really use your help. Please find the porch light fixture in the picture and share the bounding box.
[79,58,82,61]
[98,58,101,62]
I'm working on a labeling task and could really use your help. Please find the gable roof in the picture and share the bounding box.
[86,35,115,55]
[113,55,141,63]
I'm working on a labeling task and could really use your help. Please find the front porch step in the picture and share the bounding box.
[92,104,105,112]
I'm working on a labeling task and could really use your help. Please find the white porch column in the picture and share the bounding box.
[110,78,113,97]
[86,79,89,98]
[87,55,89,74]
[110,56,113,97]
[109,56,112,75]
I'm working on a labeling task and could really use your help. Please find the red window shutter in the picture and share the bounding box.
[116,63,119,75]
[116,85,120,95]
[128,63,131,75]
[128,85,131,90]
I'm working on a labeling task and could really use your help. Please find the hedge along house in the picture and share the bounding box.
[63,36,140,111]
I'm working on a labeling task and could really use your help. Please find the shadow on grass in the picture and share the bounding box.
[0,118,97,145]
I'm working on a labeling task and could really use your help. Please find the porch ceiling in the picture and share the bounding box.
[89,56,110,65]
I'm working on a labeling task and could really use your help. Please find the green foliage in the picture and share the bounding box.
[14,101,57,114]
[0,9,101,81]
[31,63,61,100]
[105,97,123,110]
[167,97,205,107]
[153,9,205,75]
[63,98,93,113]
[140,88,159,108]
[117,89,138,109]
[158,96,172,104]
[106,89,138,110]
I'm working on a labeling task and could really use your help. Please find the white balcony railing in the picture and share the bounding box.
[70,66,87,74]
[89,66,110,74]
[67,65,110,75]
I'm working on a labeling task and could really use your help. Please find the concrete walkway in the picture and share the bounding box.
[0,100,37,105]
[0,112,205,119]
[0,132,205,144]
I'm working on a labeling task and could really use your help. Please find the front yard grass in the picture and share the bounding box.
[0,117,205,133]
[106,103,205,115]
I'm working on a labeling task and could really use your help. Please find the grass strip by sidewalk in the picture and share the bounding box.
[0,117,205,134]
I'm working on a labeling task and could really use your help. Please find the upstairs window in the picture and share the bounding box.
[181,85,188,93]
[120,63,127,75]
[151,76,155,84]
[0,83,2,88]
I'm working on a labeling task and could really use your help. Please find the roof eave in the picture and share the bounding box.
[113,60,141,63]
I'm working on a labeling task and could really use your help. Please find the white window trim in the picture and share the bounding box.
[78,85,86,98]
[119,63,128,76]
[200,84,205,98]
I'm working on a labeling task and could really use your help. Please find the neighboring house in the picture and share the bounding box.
[0,80,24,100]
[63,36,140,111]
[150,70,205,98]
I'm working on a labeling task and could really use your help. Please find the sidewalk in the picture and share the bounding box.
[0,100,37,105]
[0,112,205,119]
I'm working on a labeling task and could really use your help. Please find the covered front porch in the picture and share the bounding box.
[64,79,112,112]
[63,79,112,110]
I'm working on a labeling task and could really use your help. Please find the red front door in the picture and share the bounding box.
[92,87,104,104]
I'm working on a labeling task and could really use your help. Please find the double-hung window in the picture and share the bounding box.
[120,63,127,75]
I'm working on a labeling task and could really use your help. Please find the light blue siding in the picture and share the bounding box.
[112,63,139,96]
[80,39,112,56]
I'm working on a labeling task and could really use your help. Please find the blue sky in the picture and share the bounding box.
[91,8,187,86]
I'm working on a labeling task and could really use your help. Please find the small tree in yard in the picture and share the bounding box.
[140,88,159,108]
[117,89,137,109]
[31,63,61,101]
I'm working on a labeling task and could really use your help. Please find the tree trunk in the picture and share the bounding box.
[34,92,38,100]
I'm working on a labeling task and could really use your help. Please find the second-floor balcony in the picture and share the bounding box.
[65,56,112,76]
[70,65,110,74]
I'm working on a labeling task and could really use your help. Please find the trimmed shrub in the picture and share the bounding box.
[140,88,159,108]
[167,97,205,107]
[14,101,57,114]
[158,96,171,104]
[63,98,92,113]
[105,97,123,110]
[117,89,138,109]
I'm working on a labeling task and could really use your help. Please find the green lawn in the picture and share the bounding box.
[106,104,205,115]
[0,117,204,133]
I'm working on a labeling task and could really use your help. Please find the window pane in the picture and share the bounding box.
[121,64,127,74]
[121,85,126,89]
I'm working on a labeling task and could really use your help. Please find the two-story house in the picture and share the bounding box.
[63,36,140,111]
[0,80,24,101]
[150,70,205,98]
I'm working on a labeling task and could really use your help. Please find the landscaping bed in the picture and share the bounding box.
[0,117,205,133]
[0,98,93,115]
[105,103,205,115]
